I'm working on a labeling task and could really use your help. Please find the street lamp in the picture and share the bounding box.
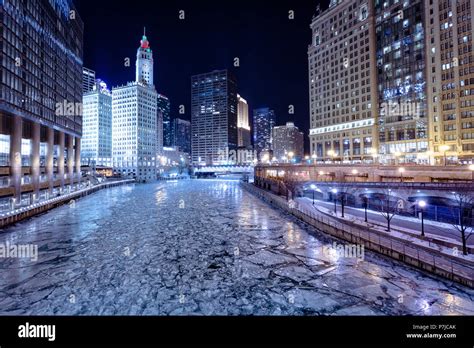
[399,167,405,182]
[418,200,426,237]
[362,195,369,222]
[310,184,316,205]
[331,188,338,214]
[440,145,450,166]
[311,154,317,164]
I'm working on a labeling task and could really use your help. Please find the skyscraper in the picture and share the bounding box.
[425,0,474,164]
[253,107,276,156]
[82,80,112,167]
[158,94,171,147]
[172,118,191,154]
[191,70,238,165]
[237,94,251,148]
[112,33,157,181]
[308,0,378,163]
[0,0,83,207]
[375,0,428,164]
[272,122,304,163]
[83,68,96,94]
[157,103,164,157]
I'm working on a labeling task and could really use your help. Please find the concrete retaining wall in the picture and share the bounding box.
[242,182,474,288]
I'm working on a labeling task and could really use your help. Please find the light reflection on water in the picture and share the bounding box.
[0,179,472,315]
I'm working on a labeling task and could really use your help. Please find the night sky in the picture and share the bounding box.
[76,0,329,152]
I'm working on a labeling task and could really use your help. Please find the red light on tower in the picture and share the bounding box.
[140,27,149,49]
[141,36,149,49]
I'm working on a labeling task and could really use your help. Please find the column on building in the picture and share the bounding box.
[46,128,54,194]
[75,137,81,183]
[31,122,40,201]
[67,134,74,187]
[58,131,65,190]
[10,115,22,202]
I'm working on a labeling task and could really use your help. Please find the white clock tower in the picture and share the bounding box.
[136,28,154,86]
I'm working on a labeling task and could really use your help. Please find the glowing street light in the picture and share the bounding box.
[310,184,317,205]
[362,195,369,222]
[418,200,427,237]
[331,188,338,214]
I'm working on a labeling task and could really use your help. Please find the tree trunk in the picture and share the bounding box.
[461,228,468,255]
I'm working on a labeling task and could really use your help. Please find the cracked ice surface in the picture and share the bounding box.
[0,180,473,315]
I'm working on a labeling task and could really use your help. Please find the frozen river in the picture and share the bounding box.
[0,180,473,315]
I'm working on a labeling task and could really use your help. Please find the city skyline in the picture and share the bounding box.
[0,0,473,342]
[76,0,329,152]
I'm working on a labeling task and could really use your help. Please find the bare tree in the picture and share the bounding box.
[283,179,304,201]
[329,182,359,218]
[450,192,474,255]
[372,188,403,232]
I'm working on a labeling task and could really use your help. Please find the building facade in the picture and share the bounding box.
[425,0,474,164]
[158,94,171,147]
[237,94,251,148]
[156,100,164,157]
[0,0,84,209]
[375,0,428,164]
[253,107,276,156]
[83,67,96,94]
[172,118,191,154]
[272,122,304,163]
[308,0,379,163]
[191,70,238,165]
[112,34,157,181]
[82,80,112,167]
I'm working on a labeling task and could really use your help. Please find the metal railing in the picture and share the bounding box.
[243,183,474,285]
